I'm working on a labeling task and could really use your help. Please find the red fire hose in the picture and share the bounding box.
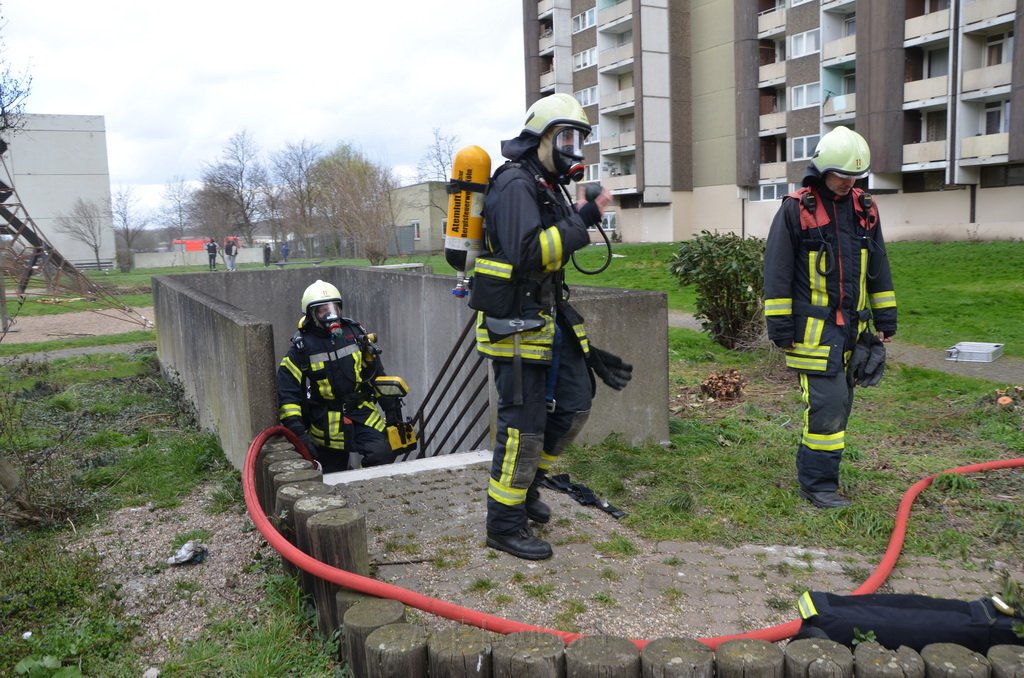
[245,425,1023,650]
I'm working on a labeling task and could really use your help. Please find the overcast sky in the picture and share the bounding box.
[4,1,527,212]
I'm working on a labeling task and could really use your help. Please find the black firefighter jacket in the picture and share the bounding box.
[763,172,897,376]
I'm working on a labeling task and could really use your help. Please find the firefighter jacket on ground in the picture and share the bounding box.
[763,166,897,375]
[473,133,601,364]
[276,316,387,457]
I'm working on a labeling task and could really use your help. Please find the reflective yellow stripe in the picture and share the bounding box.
[808,251,828,307]
[475,257,514,279]
[764,298,792,316]
[364,409,385,432]
[488,477,528,505]
[571,322,589,354]
[475,313,556,362]
[858,249,869,311]
[539,225,563,272]
[279,404,302,420]
[785,355,829,371]
[802,430,845,451]
[538,450,557,472]
[870,290,896,309]
[318,377,334,400]
[280,356,302,382]
[798,591,817,619]
[499,427,520,486]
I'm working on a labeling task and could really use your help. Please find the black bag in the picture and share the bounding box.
[467,256,518,317]
[797,591,1022,653]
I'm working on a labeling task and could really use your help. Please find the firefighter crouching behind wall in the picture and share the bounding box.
[277,280,395,473]
[763,126,897,509]
[473,93,633,560]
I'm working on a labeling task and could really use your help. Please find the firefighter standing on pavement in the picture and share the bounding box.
[473,93,633,560]
[276,280,395,473]
[763,126,897,509]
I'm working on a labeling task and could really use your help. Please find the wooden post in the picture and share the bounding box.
[265,458,315,513]
[255,448,299,512]
[640,637,713,678]
[565,635,640,677]
[293,493,349,598]
[784,638,853,678]
[988,644,1024,678]
[716,639,784,678]
[853,642,924,678]
[365,622,430,678]
[491,631,565,677]
[920,643,990,678]
[428,626,494,677]
[308,507,369,639]
[342,598,406,678]
[273,480,333,579]
[270,468,322,515]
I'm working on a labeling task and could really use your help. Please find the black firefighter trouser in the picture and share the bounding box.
[313,420,392,474]
[796,370,855,493]
[486,332,592,536]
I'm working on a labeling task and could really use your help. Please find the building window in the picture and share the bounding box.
[790,81,821,109]
[986,32,1013,67]
[984,100,1010,134]
[843,15,856,37]
[980,163,1024,188]
[925,0,949,12]
[752,183,788,201]
[925,110,947,141]
[594,211,617,233]
[584,165,601,182]
[572,8,596,33]
[903,171,947,193]
[575,86,598,107]
[411,220,421,241]
[792,134,820,161]
[926,47,949,78]
[587,124,599,143]
[842,73,856,95]
[573,47,597,71]
[790,29,820,58]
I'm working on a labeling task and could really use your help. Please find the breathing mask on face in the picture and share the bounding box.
[540,126,587,184]
[312,301,343,336]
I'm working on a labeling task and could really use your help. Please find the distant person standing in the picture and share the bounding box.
[224,238,239,271]
[205,238,218,271]
[281,242,291,263]
[263,243,272,267]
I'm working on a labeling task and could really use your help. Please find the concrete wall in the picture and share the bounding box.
[153,266,669,470]
[135,247,266,269]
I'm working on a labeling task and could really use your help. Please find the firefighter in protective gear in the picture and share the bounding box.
[763,126,897,509]
[473,93,632,560]
[276,280,394,473]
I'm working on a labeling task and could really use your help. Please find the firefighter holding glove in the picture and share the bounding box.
[763,127,897,509]
[473,93,631,561]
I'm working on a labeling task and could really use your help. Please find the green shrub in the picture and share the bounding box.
[669,230,766,349]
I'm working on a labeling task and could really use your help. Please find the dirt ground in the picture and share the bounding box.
[1,306,154,343]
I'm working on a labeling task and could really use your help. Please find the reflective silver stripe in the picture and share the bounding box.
[308,345,359,364]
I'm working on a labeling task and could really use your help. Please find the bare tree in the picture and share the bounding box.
[187,185,234,243]
[313,143,399,265]
[271,139,324,253]
[0,10,32,147]
[416,128,459,183]
[200,130,267,244]
[55,198,109,269]
[160,176,192,240]
[111,185,150,261]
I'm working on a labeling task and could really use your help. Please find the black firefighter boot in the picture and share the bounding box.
[797,448,851,508]
[486,524,553,560]
[525,482,551,524]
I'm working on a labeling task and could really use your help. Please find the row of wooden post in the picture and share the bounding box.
[255,438,1024,678]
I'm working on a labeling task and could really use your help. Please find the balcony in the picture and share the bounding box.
[759,111,786,136]
[903,76,947,107]
[760,162,787,182]
[823,93,856,122]
[963,0,1015,29]
[822,35,856,65]
[758,7,785,38]
[539,32,554,55]
[604,173,638,193]
[758,60,785,86]
[540,70,556,91]
[599,43,634,73]
[902,141,947,166]
[905,10,950,46]
[601,130,637,151]
[598,0,631,27]
[960,132,1008,164]
[961,62,1011,97]
[537,0,553,18]
[821,0,856,12]
[600,87,636,113]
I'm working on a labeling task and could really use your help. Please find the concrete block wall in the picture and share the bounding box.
[153,266,669,470]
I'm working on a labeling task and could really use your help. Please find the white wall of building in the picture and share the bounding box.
[5,114,115,266]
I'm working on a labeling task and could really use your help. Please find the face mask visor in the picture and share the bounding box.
[553,127,586,162]
[312,302,343,333]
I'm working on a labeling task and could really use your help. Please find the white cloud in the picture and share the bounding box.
[4,0,527,210]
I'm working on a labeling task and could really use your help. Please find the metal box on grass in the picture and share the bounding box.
[945,342,1004,362]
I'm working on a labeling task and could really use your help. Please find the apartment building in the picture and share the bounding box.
[523,0,1023,242]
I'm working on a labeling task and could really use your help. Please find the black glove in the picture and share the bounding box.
[853,332,886,387]
[586,347,633,391]
[296,432,318,458]
[847,340,870,387]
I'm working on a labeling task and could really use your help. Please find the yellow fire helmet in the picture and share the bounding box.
[812,126,871,179]
[300,279,342,315]
[522,93,591,138]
